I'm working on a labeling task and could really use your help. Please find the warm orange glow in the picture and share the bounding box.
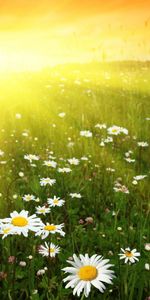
[0,0,149,71]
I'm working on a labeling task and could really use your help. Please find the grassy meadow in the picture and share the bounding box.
[0,61,150,299]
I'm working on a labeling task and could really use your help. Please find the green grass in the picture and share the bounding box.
[0,61,150,300]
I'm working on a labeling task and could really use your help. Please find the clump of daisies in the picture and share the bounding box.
[62,253,114,297]
[0,210,43,238]
[137,141,149,147]
[113,182,129,194]
[80,130,92,138]
[107,125,128,136]
[22,194,40,202]
[24,154,40,163]
[40,177,56,186]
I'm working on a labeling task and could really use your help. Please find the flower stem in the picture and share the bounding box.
[48,237,51,289]
[80,292,85,300]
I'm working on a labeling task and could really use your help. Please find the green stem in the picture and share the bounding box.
[80,292,85,300]
[124,264,129,297]
[48,237,51,289]
[12,237,17,300]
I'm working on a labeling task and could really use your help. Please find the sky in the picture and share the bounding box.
[0,0,149,71]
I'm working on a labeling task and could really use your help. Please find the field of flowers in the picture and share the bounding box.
[0,62,149,300]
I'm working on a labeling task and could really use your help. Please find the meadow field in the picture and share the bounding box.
[0,61,149,300]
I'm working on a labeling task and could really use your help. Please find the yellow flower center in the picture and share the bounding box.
[39,209,46,213]
[3,228,11,234]
[12,216,28,227]
[44,225,56,231]
[78,265,97,281]
[125,251,133,257]
[53,199,59,204]
[112,129,117,132]
[50,248,55,253]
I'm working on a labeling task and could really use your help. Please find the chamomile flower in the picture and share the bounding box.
[81,156,88,161]
[137,141,149,147]
[70,193,82,199]
[22,194,36,202]
[107,125,128,135]
[80,130,92,138]
[0,224,14,239]
[36,223,65,239]
[38,242,60,257]
[133,175,147,181]
[107,125,121,135]
[43,160,57,168]
[47,196,65,207]
[95,123,107,129]
[1,210,43,237]
[36,206,51,215]
[68,158,79,165]
[58,167,72,173]
[119,247,140,264]
[24,154,39,163]
[113,183,129,194]
[58,112,66,118]
[40,178,56,186]
[62,253,114,297]
[124,158,135,163]
[0,150,4,156]
[120,127,128,135]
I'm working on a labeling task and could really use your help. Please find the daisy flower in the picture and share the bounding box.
[133,175,147,181]
[68,158,79,165]
[107,125,121,135]
[58,112,66,118]
[38,242,60,257]
[0,224,14,239]
[107,125,128,136]
[104,136,113,143]
[0,150,4,156]
[95,123,107,129]
[113,183,129,194]
[58,167,72,173]
[81,156,88,161]
[137,141,149,147]
[120,127,128,135]
[70,193,82,199]
[22,194,36,202]
[47,196,65,207]
[36,223,65,239]
[40,178,56,186]
[62,253,114,298]
[36,206,51,215]
[24,154,39,163]
[80,130,92,138]
[124,158,135,163]
[1,210,43,237]
[43,160,57,168]
[119,247,140,264]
